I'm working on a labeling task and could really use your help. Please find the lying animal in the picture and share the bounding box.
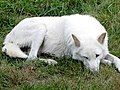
[2,14,120,72]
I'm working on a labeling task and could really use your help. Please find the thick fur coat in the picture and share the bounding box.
[2,14,120,72]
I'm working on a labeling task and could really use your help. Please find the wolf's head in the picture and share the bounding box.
[72,33,106,72]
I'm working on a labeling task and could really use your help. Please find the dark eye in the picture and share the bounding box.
[83,56,88,59]
[96,54,99,58]
[4,48,7,53]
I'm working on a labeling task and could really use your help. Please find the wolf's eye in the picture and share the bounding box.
[96,54,99,58]
[4,48,7,53]
[83,56,88,59]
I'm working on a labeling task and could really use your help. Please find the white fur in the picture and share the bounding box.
[2,43,28,58]
[2,14,120,72]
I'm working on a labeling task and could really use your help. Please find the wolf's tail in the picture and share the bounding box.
[2,43,28,58]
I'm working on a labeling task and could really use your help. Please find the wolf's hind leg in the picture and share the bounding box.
[38,58,58,65]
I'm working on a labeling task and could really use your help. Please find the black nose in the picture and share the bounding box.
[2,44,4,47]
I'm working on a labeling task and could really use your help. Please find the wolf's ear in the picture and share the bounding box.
[72,34,80,47]
[97,33,106,44]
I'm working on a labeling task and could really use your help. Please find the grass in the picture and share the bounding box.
[0,0,120,90]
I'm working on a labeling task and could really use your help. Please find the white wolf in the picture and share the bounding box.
[2,14,120,72]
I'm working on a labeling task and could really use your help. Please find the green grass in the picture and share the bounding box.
[0,0,120,90]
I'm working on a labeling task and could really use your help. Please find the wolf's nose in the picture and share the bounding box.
[2,44,4,47]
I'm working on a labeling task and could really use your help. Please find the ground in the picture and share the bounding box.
[0,0,120,90]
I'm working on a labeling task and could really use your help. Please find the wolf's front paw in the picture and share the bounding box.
[27,56,37,60]
[101,59,112,65]
[116,63,120,72]
[114,59,120,72]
